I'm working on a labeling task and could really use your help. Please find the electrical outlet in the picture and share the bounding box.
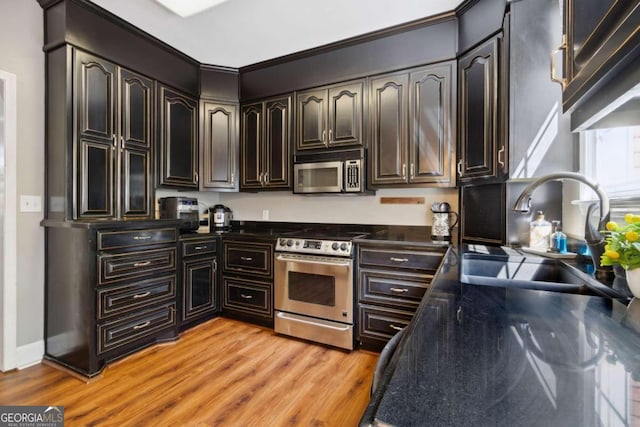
[20,195,42,212]
[262,209,269,220]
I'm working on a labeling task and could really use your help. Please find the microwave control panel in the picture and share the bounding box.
[344,159,361,192]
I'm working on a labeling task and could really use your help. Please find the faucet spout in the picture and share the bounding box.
[512,172,612,280]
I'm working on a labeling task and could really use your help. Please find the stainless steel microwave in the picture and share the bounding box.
[293,158,363,194]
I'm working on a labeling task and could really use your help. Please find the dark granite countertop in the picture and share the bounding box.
[362,246,640,426]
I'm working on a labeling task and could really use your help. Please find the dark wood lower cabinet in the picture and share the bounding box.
[43,221,181,377]
[180,235,219,329]
[357,242,446,351]
[221,237,275,327]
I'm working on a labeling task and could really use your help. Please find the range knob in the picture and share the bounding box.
[331,242,339,251]
[287,239,294,247]
[340,243,349,251]
[279,239,287,247]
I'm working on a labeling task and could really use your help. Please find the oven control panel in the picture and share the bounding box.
[276,238,353,256]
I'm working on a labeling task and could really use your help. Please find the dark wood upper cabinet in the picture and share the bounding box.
[560,0,640,112]
[296,80,364,152]
[457,35,505,184]
[158,84,198,189]
[240,95,292,191]
[370,62,455,188]
[74,50,153,220]
[200,101,238,191]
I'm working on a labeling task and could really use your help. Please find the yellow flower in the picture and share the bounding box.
[605,250,620,259]
[625,213,636,224]
[606,221,618,231]
[626,231,639,242]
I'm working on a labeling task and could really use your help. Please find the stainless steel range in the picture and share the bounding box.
[274,231,365,350]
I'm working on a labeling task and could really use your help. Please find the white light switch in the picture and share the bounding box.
[262,209,269,220]
[20,195,42,212]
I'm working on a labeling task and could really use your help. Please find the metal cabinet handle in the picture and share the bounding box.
[120,136,125,148]
[240,256,253,261]
[402,163,406,178]
[410,163,415,179]
[231,172,235,183]
[390,288,409,293]
[133,235,151,240]
[497,146,505,167]
[329,129,333,142]
[194,246,207,250]
[240,293,253,299]
[390,257,409,263]
[112,135,117,147]
[133,321,151,330]
[132,291,151,299]
[264,172,268,185]
[457,160,463,177]
[133,261,151,267]
[550,35,568,90]
[213,259,218,272]
[389,324,404,331]
[322,130,326,142]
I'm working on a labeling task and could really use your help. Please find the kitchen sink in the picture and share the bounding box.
[460,253,612,296]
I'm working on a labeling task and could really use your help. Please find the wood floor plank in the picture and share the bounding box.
[0,318,378,426]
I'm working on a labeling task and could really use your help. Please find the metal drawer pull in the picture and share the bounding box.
[132,291,151,299]
[390,257,409,263]
[240,256,253,261]
[133,261,152,267]
[389,324,404,331]
[194,246,208,250]
[133,321,151,330]
[133,235,152,240]
[240,294,253,300]
[390,288,409,293]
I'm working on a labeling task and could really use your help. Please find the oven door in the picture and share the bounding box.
[274,253,353,324]
[293,161,343,194]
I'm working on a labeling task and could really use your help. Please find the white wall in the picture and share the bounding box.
[220,188,458,226]
[0,0,45,362]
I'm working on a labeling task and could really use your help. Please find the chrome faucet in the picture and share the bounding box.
[512,172,613,280]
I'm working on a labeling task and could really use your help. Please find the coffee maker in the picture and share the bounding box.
[431,202,458,241]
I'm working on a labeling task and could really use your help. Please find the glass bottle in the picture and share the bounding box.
[550,221,567,253]
[529,211,552,250]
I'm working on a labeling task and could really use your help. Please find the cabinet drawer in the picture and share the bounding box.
[98,247,177,284]
[97,303,176,354]
[358,304,414,343]
[97,275,177,320]
[359,247,445,271]
[98,228,177,250]
[223,241,272,277]
[182,238,217,257]
[222,277,272,317]
[359,269,432,309]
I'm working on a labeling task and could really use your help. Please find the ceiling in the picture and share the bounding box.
[89,0,463,68]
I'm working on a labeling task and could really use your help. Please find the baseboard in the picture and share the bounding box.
[16,340,44,369]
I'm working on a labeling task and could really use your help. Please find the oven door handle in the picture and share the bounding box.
[275,254,352,267]
[276,312,351,331]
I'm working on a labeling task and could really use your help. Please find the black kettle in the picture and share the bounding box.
[431,202,458,241]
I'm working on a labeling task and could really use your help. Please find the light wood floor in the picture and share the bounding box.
[0,318,378,426]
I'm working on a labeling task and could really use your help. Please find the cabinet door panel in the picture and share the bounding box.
[370,73,409,185]
[78,138,115,218]
[328,81,363,148]
[240,103,263,189]
[296,90,327,151]
[76,51,116,142]
[121,148,151,218]
[409,63,454,185]
[183,257,217,321]
[158,85,198,188]
[201,102,238,190]
[264,96,291,188]
[120,69,153,149]
[458,37,500,182]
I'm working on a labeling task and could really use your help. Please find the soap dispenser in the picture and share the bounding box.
[550,220,567,253]
[529,211,552,250]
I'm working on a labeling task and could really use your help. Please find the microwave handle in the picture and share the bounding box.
[338,162,344,192]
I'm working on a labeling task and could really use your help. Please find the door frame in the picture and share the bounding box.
[0,70,18,371]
